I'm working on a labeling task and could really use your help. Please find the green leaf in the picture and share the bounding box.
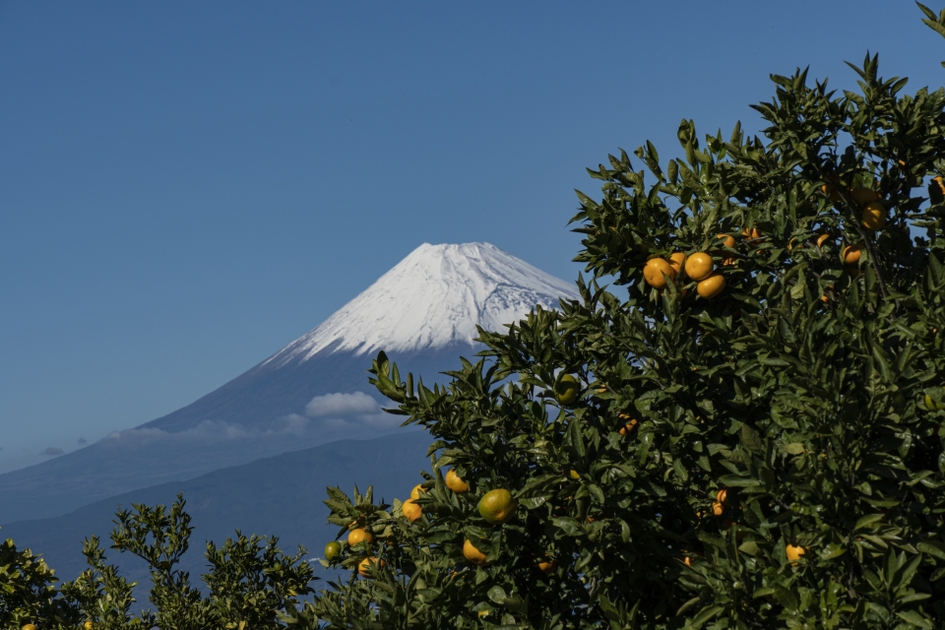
[552,517,583,537]
[895,610,933,629]
[917,541,945,560]
[782,443,806,455]
[855,513,886,530]
[774,584,799,611]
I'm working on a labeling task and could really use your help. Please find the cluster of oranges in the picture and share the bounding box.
[820,178,889,231]
[325,470,528,579]
[640,229,755,299]
[463,487,517,566]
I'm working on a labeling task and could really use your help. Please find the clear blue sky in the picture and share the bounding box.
[1,0,943,473]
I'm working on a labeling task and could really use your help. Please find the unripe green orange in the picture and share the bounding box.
[554,374,580,406]
[478,488,516,524]
[324,541,342,560]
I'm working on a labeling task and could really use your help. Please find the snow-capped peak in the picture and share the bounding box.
[263,242,579,367]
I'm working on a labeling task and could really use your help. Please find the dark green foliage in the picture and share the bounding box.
[299,10,945,630]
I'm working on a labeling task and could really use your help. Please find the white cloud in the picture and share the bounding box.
[304,392,379,417]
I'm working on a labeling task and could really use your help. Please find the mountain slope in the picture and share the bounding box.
[0,243,578,523]
[0,430,433,598]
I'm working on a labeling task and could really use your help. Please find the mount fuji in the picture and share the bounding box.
[0,243,579,524]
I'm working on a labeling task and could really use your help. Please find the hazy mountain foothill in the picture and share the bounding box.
[1,242,579,588]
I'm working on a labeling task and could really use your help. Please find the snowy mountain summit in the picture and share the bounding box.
[265,242,579,366]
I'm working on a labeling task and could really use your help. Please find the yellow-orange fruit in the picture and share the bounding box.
[742,226,761,240]
[861,201,887,230]
[402,498,421,523]
[851,187,881,205]
[669,252,687,275]
[684,252,714,282]
[930,176,945,205]
[463,539,489,565]
[536,559,557,574]
[842,243,863,264]
[816,233,830,247]
[786,544,806,564]
[716,489,729,505]
[643,258,676,288]
[410,484,427,500]
[712,501,724,516]
[358,556,385,578]
[347,528,374,546]
[618,418,638,436]
[716,234,736,249]
[697,274,726,299]
[821,182,843,202]
[445,469,469,493]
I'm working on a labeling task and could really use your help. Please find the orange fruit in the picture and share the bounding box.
[861,201,887,230]
[683,556,692,566]
[716,234,736,249]
[816,233,830,248]
[347,528,374,546]
[358,556,385,578]
[22,625,38,630]
[569,469,580,480]
[712,501,724,516]
[478,489,516,524]
[478,610,491,619]
[324,541,342,560]
[85,623,94,630]
[696,274,726,298]
[537,558,557,574]
[618,418,638,435]
[786,544,805,564]
[742,226,761,240]
[842,243,863,264]
[821,180,843,202]
[684,252,714,282]
[669,252,687,275]
[410,484,427,500]
[445,469,469,493]
[463,539,489,565]
[643,258,676,288]
[402,498,422,523]
[851,187,880,205]
[930,176,945,205]
[716,489,729,505]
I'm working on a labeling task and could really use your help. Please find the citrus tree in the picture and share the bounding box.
[2,495,316,630]
[295,6,945,629]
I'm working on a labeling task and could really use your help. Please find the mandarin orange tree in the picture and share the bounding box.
[294,7,945,630]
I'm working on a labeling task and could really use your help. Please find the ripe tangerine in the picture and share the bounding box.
[643,258,676,288]
[684,252,714,282]
[697,274,726,298]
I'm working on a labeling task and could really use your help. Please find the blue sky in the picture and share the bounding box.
[1,1,942,474]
